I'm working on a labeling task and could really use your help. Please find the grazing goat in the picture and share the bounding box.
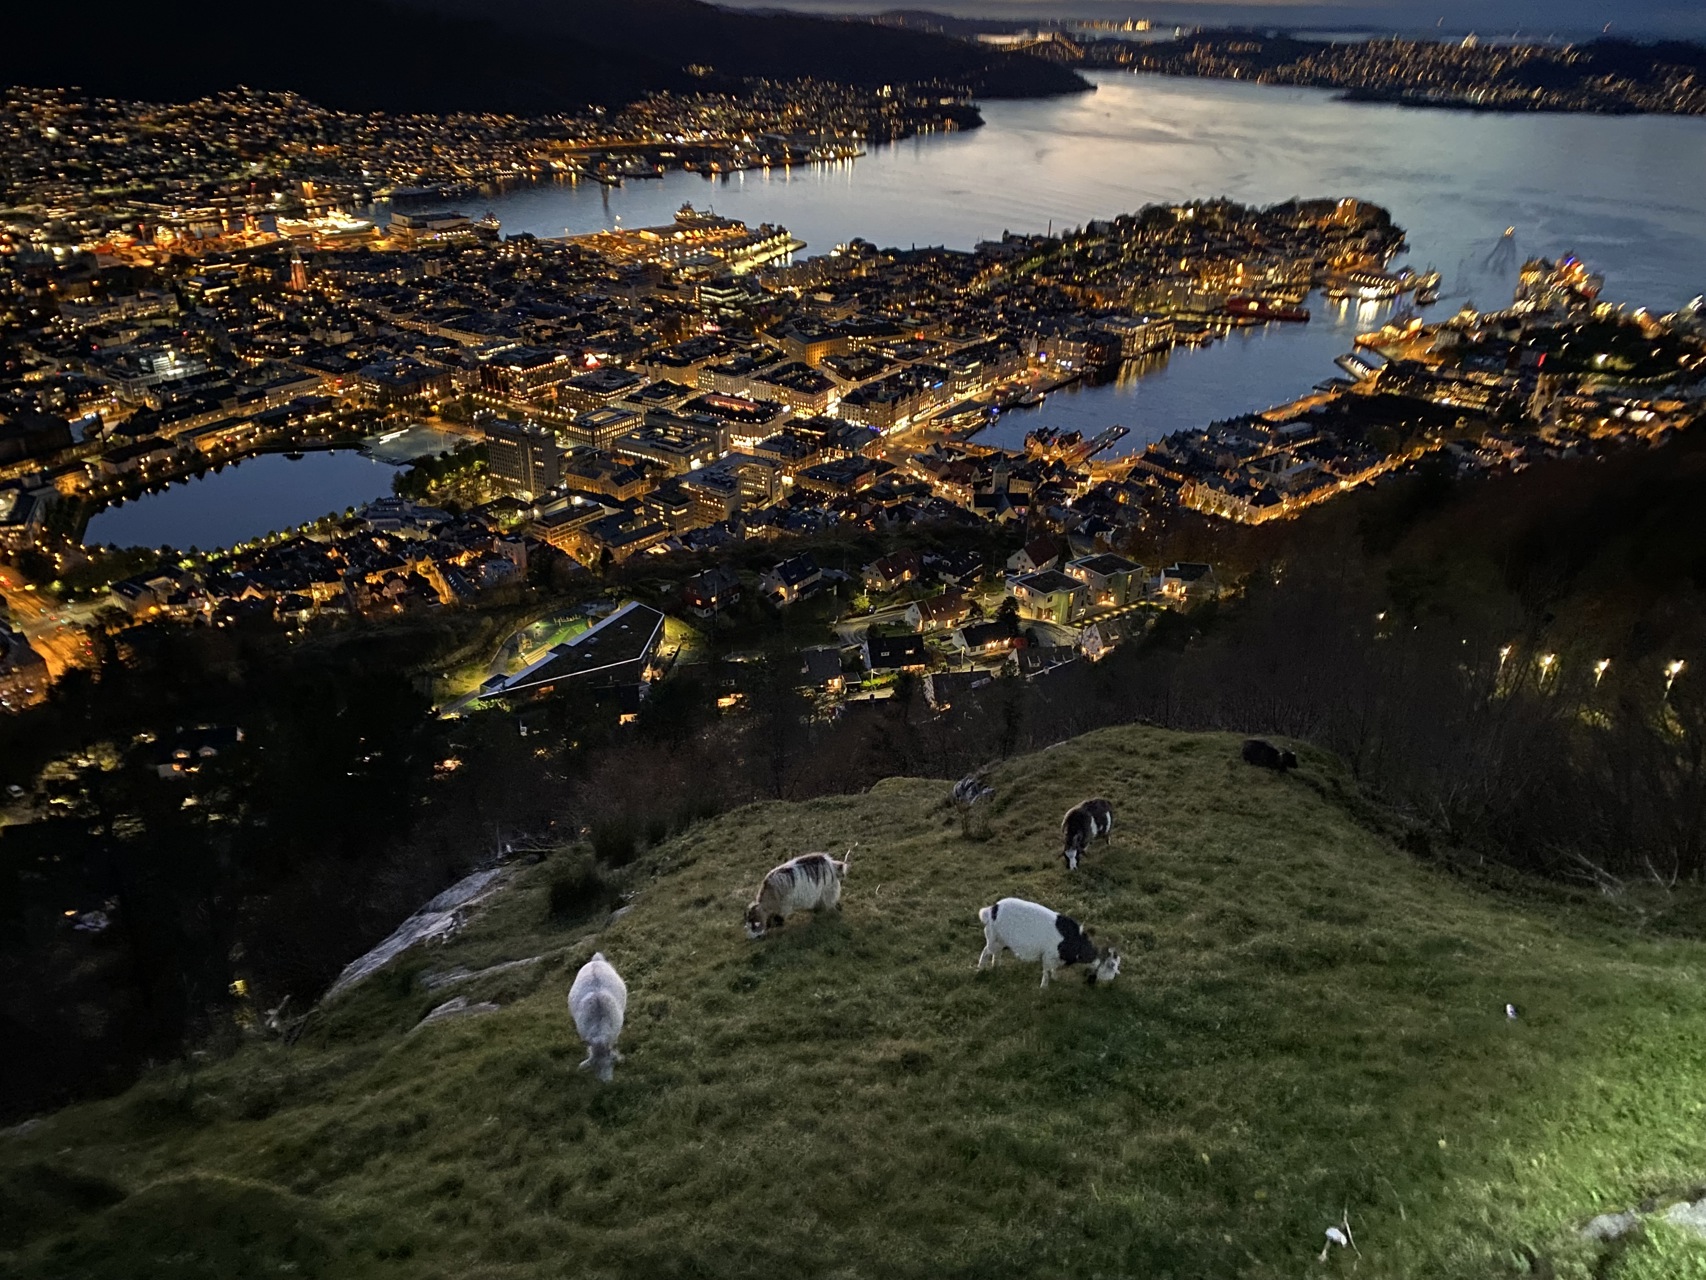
[1241,738,1299,772]
[1060,797,1114,870]
[951,771,996,838]
[976,897,1121,988]
[952,773,995,809]
[568,952,627,1082]
[744,851,851,939]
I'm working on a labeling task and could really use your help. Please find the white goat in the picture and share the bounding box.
[568,952,627,1082]
[745,851,851,939]
[976,896,1121,988]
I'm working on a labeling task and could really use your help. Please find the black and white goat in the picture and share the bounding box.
[1060,797,1114,870]
[952,773,995,810]
[744,851,851,939]
[976,896,1121,988]
[1241,738,1299,772]
[951,771,996,838]
[568,952,627,1082]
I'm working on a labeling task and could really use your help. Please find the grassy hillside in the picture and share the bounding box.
[5,725,1706,1278]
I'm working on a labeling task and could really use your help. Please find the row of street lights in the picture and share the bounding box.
[1497,645,1686,696]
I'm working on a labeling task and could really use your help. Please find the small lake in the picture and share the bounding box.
[82,450,400,552]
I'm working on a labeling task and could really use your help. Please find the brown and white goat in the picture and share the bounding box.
[744,851,851,939]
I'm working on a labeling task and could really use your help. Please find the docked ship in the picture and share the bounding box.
[274,212,377,249]
[1226,296,1311,323]
[1413,269,1443,305]
[1324,268,1406,301]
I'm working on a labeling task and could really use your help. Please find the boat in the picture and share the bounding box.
[1336,351,1386,381]
[274,212,377,249]
[1013,389,1046,408]
[1226,296,1311,323]
[1413,267,1443,305]
[1325,268,1405,301]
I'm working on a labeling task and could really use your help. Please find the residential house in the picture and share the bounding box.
[924,669,988,712]
[1006,534,1065,577]
[952,620,1019,661]
[155,725,244,780]
[110,570,190,618]
[760,553,823,605]
[1078,614,1143,662]
[0,625,47,706]
[863,549,923,594]
[799,646,847,694]
[1008,569,1088,625]
[861,634,929,673]
[924,548,985,588]
[1065,553,1146,609]
[905,592,973,632]
[1017,645,1078,679]
[682,565,742,617]
[1156,562,1219,605]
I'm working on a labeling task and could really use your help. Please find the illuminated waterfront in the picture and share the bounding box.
[442,72,1706,450]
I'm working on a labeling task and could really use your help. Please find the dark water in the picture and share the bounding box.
[448,73,1706,451]
[83,450,397,552]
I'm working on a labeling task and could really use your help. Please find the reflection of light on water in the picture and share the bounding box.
[1331,296,1398,326]
[1111,350,1169,389]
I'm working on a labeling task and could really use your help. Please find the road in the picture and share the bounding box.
[0,567,99,680]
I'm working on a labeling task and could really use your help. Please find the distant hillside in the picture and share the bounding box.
[0,0,1086,115]
[391,0,1091,98]
[1,0,698,114]
[6,724,1706,1277]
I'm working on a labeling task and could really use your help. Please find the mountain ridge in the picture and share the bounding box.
[1,0,1087,116]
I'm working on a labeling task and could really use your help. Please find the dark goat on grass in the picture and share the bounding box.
[1060,798,1114,870]
[1241,738,1299,772]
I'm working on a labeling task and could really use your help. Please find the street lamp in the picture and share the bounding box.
[1593,658,1611,686]
[1498,644,1513,670]
[1665,659,1685,698]
[1538,653,1557,681]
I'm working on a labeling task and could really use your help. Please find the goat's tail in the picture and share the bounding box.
[978,904,994,926]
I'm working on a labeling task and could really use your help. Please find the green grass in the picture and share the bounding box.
[7,724,1706,1279]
